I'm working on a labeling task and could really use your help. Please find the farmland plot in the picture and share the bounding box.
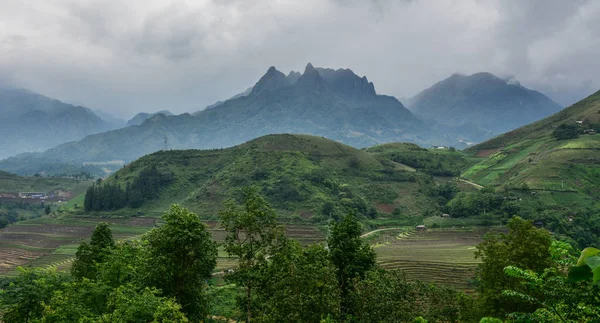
[374,228,488,291]
[0,217,157,275]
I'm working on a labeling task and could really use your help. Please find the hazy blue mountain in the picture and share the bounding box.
[406,72,563,142]
[126,110,173,126]
[0,87,115,159]
[0,63,439,174]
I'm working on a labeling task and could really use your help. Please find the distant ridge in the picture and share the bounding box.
[407,72,563,142]
[0,87,117,159]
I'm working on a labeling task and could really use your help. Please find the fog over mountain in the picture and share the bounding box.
[0,0,599,118]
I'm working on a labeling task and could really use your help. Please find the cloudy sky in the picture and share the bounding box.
[1,0,599,119]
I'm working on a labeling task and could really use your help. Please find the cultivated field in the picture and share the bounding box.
[0,218,324,276]
[0,217,157,276]
[373,228,490,292]
[1,214,490,292]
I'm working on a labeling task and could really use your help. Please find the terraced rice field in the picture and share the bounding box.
[0,216,325,276]
[0,217,157,276]
[374,228,490,292]
[1,213,487,292]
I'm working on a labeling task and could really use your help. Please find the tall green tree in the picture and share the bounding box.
[71,222,115,280]
[327,213,376,318]
[219,187,284,323]
[475,216,553,318]
[254,238,341,322]
[144,205,217,321]
[353,269,477,322]
[0,267,68,323]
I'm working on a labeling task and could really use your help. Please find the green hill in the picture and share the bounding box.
[365,142,474,176]
[72,134,467,223]
[462,90,600,209]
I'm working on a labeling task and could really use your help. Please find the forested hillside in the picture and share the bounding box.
[76,134,467,222]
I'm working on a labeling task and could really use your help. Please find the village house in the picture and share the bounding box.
[416,225,427,231]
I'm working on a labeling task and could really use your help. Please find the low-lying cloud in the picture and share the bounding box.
[0,0,598,119]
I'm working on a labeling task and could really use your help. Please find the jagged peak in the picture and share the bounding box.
[296,63,326,90]
[304,63,317,75]
[251,66,289,94]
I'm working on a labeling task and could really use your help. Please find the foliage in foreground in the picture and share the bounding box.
[2,190,600,322]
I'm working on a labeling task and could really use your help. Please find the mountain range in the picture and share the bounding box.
[0,65,568,175]
[0,63,435,174]
[406,72,563,142]
[0,88,120,159]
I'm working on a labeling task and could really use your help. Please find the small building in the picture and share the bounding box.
[441,213,450,218]
[534,220,544,228]
[19,192,48,199]
[584,128,596,135]
[576,120,583,124]
[416,225,427,231]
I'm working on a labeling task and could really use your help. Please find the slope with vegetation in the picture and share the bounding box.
[78,134,463,222]
[461,90,600,246]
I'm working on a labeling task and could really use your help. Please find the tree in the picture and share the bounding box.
[552,124,580,140]
[327,213,376,318]
[44,205,51,215]
[353,269,477,323]
[144,205,217,321]
[219,187,284,323]
[71,222,115,280]
[475,216,553,318]
[0,267,68,323]
[501,242,600,322]
[254,238,341,322]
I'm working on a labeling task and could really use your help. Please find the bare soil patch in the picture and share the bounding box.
[475,148,501,158]
[0,248,46,274]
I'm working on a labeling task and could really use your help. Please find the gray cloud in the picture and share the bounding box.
[0,0,598,119]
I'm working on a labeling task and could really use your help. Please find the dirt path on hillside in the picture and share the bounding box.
[458,178,484,190]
